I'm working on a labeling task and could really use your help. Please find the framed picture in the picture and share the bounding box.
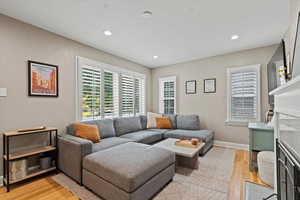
[185,80,196,94]
[28,60,59,97]
[204,78,216,93]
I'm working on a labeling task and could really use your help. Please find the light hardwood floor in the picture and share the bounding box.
[0,148,269,200]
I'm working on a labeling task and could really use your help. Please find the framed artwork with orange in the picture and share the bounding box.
[28,60,59,97]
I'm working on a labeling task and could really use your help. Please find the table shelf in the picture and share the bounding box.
[3,146,56,161]
[2,128,58,192]
[4,167,56,184]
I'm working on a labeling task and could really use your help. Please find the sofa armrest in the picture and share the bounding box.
[58,135,93,184]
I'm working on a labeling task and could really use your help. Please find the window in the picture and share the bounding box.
[159,76,176,114]
[120,74,145,116]
[76,57,146,121]
[81,66,101,120]
[226,64,261,125]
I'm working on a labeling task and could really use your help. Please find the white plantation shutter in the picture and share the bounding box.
[120,74,134,116]
[227,65,261,123]
[103,71,119,118]
[159,76,176,114]
[80,66,101,120]
[77,57,146,120]
[134,77,145,115]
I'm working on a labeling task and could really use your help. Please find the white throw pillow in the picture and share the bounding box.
[147,112,162,128]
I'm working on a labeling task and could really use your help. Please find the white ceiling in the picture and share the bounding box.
[0,0,289,68]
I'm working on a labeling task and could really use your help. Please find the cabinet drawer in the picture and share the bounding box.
[252,130,274,151]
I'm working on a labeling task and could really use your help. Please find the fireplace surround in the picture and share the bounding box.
[269,76,300,200]
[276,139,300,200]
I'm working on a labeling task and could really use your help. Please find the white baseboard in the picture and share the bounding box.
[214,140,249,150]
[0,176,3,186]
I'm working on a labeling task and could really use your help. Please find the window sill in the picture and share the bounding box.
[225,120,249,127]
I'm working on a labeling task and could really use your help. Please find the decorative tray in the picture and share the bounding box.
[175,139,202,148]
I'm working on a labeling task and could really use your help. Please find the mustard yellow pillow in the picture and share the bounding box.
[156,117,173,129]
[73,123,101,143]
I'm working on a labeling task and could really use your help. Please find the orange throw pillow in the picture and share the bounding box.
[73,123,101,143]
[156,117,173,129]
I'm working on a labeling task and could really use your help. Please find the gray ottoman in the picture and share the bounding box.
[82,142,176,200]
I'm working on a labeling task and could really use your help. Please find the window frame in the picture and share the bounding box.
[159,76,177,114]
[76,56,146,121]
[226,64,261,126]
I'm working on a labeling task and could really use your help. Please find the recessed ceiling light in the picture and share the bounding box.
[153,55,158,59]
[231,35,239,40]
[104,30,112,36]
[142,11,153,18]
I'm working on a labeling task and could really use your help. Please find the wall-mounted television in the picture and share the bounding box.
[267,40,287,105]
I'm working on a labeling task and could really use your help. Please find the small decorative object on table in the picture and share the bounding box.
[265,104,274,123]
[2,127,58,192]
[9,159,27,182]
[175,138,202,148]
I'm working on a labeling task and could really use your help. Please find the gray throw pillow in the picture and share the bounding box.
[176,115,200,130]
[114,117,142,136]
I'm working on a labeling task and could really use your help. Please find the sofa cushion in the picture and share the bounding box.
[163,114,177,129]
[147,129,170,134]
[114,117,142,136]
[92,137,133,153]
[140,115,147,129]
[83,142,175,193]
[176,115,200,130]
[120,130,163,144]
[164,129,214,142]
[67,119,116,139]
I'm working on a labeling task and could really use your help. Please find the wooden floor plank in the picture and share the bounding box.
[0,148,269,200]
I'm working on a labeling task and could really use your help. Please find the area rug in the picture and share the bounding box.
[52,147,235,200]
[244,181,275,200]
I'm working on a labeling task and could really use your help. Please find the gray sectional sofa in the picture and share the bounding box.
[58,114,214,200]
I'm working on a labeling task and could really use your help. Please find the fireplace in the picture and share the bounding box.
[276,139,300,200]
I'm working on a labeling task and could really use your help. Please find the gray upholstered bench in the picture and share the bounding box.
[82,142,176,200]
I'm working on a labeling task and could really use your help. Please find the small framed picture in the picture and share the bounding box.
[185,80,196,94]
[204,78,216,93]
[28,60,59,97]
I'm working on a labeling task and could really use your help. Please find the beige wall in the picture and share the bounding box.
[0,14,152,175]
[285,0,300,68]
[152,45,278,144]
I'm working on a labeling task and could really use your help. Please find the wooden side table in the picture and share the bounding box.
[248,123,274,171]
[2,128,58,192]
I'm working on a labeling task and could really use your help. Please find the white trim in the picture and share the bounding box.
[214,140,249,150]
[76,56,146,121]
[76,56,145,78]
[75,56,80,121]
[0,176,3,186]
[224,120,248,127]
[226,64,261,125]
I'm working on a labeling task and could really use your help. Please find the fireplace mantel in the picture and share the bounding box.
[270,75,300,117]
